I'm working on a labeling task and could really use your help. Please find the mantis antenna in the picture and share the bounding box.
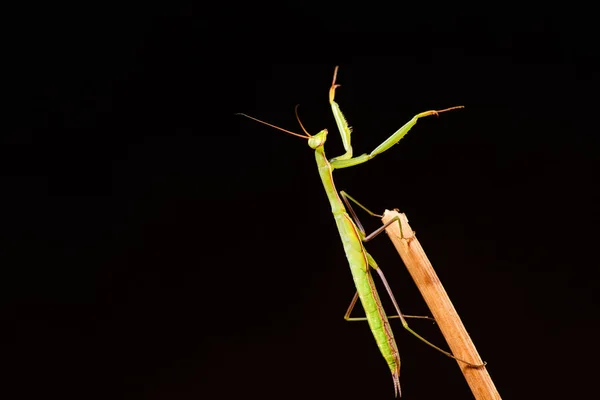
[294,105,312,137]
[235,113,309,139]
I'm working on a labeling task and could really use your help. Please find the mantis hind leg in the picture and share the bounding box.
[343,291,434,322]
[367,253,486,368]
[340,191,409,242]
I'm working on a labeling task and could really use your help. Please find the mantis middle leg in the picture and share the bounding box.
[340,190,409,242]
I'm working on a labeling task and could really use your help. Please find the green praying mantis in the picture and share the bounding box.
[237,67,484,397]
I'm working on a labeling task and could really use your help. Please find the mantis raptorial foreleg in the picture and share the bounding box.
[328,66,462,169]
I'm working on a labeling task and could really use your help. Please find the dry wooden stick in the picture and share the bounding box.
[381,209,501,400]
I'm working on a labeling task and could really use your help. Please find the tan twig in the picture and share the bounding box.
[381,209,501,400]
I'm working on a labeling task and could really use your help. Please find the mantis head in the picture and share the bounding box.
[236,105,327,150]
[307,129,327,149]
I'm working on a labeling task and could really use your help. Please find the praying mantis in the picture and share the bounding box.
[237,67,484,397]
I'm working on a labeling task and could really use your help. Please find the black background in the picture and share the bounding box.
[3,3,599,399]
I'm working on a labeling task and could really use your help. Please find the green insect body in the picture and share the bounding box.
[238,67,472,397]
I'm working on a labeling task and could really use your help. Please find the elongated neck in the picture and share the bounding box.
[314,148,346,215]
